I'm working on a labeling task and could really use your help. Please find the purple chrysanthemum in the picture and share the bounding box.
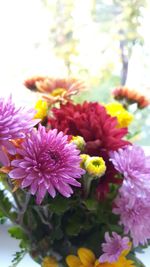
[113,192,150,246]
[99,232,130,263]
[9,124,85,204]
[0,96,39,166]
[110,145,150,195]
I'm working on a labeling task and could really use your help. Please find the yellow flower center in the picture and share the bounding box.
[85,156,106,177]
[51,88,67,97]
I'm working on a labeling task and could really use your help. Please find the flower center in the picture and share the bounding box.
[48,150,60,162]
[51,88,66,97]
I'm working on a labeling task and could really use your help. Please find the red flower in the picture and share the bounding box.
[96,158,121,201]
[48,102,130,155]
[48,102,129,200]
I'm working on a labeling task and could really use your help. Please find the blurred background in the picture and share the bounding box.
[0,0,150,144]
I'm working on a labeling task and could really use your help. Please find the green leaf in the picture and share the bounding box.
[48,195,70,214]
[9,249,26,267]
[0,189,11,212]
[0,189,17,222]
[65,210,85,236]
[50,227,63,240]
[8,226,27,240]
[66,219,82,236]
[107,224,123,234]
[83,199,98,211]
[0,173,7,180]
[128,253,146,267]
[0,209,6,224]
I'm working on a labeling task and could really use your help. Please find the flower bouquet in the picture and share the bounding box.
[0,77,149,267]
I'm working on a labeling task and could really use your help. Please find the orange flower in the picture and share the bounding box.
[66,247,135,267]
[0,139,24,191]
[24,76,47,91]
[66,247,96,267]
[24,76,86,105]
[113,87,149,109]
[42,256,58,267]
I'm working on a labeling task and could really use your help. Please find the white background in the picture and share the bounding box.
[0,221,150,266]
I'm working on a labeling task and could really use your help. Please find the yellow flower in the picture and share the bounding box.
[42,256,58,267]
[78,248,96,266]
[95,260,113,267]
[105,102,133,128]
[66,247,96,267]
[66,247,135,267]
[71,136,86,151]
[84,156,106,177]
[111,256,135,267]
[34,99,48,120]
[66,255,83,267]
[96,257,135,267]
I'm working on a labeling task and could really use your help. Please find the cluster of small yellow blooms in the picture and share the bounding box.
[105,102,133,128]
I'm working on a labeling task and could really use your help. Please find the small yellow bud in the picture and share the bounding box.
[77,248,96,266]
[71,136,86,151]
[34,99,48,120]
[42,256,58,267]
[85,156,106,177]
[80,154,90,169]
[105,102,133,128]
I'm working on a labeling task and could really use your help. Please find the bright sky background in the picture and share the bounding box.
[0,0,150,105]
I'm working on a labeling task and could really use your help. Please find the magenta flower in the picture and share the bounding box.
[110,145,150,195]
[113,192,150,246]
[0,96,39,166]
[9,124,85,204]
[99,232,130,263]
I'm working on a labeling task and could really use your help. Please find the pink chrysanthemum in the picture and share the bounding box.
[0,96,39,166]
[113,192,150,246]
[110,145,150,195]
[9,125,84,204]
[99,232,130,263]
[110,145,150,246]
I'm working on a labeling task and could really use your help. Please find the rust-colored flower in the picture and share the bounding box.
[24,76,86,105]
[24,76,47,91]
[113,87,149,109]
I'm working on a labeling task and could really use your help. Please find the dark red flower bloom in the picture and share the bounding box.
[48,102,130,155]
[48,102,129,200]
[96,158,121,201]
